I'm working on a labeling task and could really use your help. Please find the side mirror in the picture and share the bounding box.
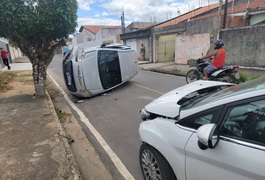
[197,124,219,150]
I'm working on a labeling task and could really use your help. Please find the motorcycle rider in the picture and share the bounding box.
[201,39,226,80]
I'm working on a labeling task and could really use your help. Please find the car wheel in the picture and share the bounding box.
[139,143,177,180]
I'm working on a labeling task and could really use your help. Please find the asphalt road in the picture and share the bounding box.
[48,55,186,180]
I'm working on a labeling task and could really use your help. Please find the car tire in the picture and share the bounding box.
[186,69,200,84]
[139,143,177,180]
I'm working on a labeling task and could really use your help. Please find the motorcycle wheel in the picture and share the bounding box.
[186,70,201,84]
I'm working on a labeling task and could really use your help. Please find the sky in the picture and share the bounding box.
[77,0,220,30]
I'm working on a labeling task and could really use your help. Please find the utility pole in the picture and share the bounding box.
[121,11,125,34]
[223,0,228,29]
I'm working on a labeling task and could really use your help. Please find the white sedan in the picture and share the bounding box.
[139,78,265,180]
[63,44,138,98]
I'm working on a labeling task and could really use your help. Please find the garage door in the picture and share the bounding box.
[157,35,175,62]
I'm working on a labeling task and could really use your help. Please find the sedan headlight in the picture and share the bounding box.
[139,108,150,121]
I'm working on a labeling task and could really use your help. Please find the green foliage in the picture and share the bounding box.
[239,72,261,83]
[0,0,77,58]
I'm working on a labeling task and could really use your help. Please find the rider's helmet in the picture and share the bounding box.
[214,39,224,49]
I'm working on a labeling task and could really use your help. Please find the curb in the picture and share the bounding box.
[139,66,187,77]
[46,91,81,180]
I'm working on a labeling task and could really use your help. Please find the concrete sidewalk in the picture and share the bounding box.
[138,61,191,76]
[0,69,80,179]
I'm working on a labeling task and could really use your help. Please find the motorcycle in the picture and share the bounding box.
[185,59,240,84]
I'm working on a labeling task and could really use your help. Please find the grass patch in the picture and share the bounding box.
[239,71,261,83]
[55,108,71,123]
[0,72,16,92]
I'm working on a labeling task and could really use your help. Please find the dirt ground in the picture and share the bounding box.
[0,71,113,180]
[0,71,34,98]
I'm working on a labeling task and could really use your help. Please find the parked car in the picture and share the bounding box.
[139,78,265,180]
[63,44,138,98]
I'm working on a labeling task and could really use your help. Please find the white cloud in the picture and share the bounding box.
[77,17,122,31]
[101,0,220,22]
[77,0,95,10]
[102,11,108,16]
[77,0,220,31]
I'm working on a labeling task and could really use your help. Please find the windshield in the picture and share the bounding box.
[191,76,265,108]
[179,85,231,110]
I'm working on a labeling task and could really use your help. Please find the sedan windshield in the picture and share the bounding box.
[179,85,231,110]
[191,76,265,108]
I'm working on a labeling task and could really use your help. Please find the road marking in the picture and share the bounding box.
[48,73,135,180]
[132,83,163,95]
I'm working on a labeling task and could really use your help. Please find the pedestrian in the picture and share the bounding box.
[201,39,226,80]
[140,43,145,61]
[0,48,11,70]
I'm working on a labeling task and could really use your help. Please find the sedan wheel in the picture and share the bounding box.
[139,144,176,180]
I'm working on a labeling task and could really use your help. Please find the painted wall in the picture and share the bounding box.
[96,28,121,39]
[175,16,220,64]
[76,29,95,44]
[220,25,265,67]
[250,13,265,25]
[175,33,211,64]
[123,38,150,61]
[75,28,121,48]
[0,40,7,68]
[136,38,149,61]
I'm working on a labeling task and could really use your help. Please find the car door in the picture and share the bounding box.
[185,97,265,180]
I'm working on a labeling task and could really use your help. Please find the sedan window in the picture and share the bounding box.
[178,110,220,130]
[220,99,265,146]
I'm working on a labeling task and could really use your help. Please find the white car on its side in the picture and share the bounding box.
[139,78,265,180]
[63,44,138,98]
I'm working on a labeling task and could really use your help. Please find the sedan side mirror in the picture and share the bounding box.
[197,124,219,150]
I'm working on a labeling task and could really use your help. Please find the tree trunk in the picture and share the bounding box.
[32,59,48,98]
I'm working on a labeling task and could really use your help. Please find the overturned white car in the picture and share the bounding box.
[63,44,138,98]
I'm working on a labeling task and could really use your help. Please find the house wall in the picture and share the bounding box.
[250,13,265,25]
[76,28,121,48]
[96,28,121,39]
[175,16,220,64]
[137,38,149,61]
[123,38,150,61]
[175,33,210,64]
[0,40,7,68]
[9,46,22,61]
[126,39,137,51]
[76,29,96,44]
[220,25,265,67]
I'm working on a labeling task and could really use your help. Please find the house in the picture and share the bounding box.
[0,38,23,69]
[126,22,156,33]
[121,3,220,63]
[75,25,122,48]
[121,22,157,60]
[121,0,265,68]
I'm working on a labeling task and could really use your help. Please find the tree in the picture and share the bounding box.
[0,0,77,97]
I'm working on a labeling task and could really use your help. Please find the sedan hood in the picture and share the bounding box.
[145,80,232,118]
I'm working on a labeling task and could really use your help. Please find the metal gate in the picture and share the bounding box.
[157,35,175,62]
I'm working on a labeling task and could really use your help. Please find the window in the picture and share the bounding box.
[178,110,220,130]
[98,50,122,89]
[220,99,265,145]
